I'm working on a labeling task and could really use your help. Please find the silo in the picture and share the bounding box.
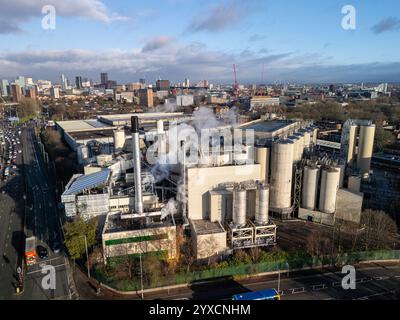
[255,183,269,225]
[306,127,314,147]
[233,186,247,227]
[347,124,358,164]
[357,124,376,178]
[288,135,300,162]
[302,166,319,210]
[319,167,340,214]
[157,119,164,133]
[255,147,269,182]
[293,132,305,160]
[299,129,311,151]
[113,128,125,150]
[270,139,294,209]
[336,163,346,188]
[312,126,318,145]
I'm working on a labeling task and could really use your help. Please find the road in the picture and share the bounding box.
[119,263,400,301]
[0,124,75,300]
[19,126,74,300]
[0,127,25,299]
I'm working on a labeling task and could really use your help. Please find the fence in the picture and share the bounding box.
[92,249,400,292]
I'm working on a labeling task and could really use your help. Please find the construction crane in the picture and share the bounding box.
[233,64,239,99]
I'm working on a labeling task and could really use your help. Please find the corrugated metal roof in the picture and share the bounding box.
[63,169,110,195]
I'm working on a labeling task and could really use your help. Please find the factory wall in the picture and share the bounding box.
[192,230,228,260]
[187,164,262,220]
[102,225,177,263]
[335,189,363,224]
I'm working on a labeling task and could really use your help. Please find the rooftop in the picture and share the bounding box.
[191,219,226,235]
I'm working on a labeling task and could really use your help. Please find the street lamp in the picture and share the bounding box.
[80,235,90,279]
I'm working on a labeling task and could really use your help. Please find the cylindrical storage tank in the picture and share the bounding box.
[348,175,361,193]
[157,120,164,133]
[293,132,305,160]
[357,124,376,178]
[233,186,247,227]
[288,135,300,162]
[312,127,318,145]
[270,139,294,209]
[336,163,346,188]
[255,183,269,225]
[306,127,314,147]
[302,166,319,210]
[319,167,340,214]
[113,129,125,150]
[347,124,358,164]
[255,147,269,182]
[299,129,311,151]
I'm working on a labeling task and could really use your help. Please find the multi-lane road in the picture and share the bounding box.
[0,124,75,300]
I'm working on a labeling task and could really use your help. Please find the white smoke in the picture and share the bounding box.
[160,198,178,220]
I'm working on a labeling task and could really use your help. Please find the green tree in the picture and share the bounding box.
[64,217,98,260]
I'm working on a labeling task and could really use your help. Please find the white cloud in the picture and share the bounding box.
[0,0,129,33]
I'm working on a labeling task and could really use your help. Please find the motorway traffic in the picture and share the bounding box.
[0,121,74,300]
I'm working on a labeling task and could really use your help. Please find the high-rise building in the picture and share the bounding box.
[50,87,60,99]
[26,86,37,100]
[139,88,154,107]
[75,76,83,89]
[0,79,9,97]
[61,74,68,91]
[156,79,170,91]
[106,80,117,90]
[101,73,108,85]
[11,83,23,102]
[183,78,190,88]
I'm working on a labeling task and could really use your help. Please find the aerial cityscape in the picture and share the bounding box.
[0,0,400,311]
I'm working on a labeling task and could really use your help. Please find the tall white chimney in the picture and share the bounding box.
[131,116,143,214]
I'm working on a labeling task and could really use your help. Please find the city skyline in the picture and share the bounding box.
[0,0,400,83]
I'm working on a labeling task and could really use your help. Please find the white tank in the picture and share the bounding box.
[157,119,164,133]
[255,183,269,225]
[319,167,340,214]
[270,139,294,209]
[336,163,346,188]
[113,129,125,150]
[233,186,247,227]
[347,124,358,164]
[312,127,318,145]
[357,124,376,178]
[293,132,305,160]
[288,135,300,162]
[255,147,269,182]
[302,166,319,210]
[299,129,311,151]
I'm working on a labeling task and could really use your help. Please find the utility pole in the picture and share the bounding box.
[82,235,90,278]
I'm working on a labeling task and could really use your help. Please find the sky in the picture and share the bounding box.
[0,0,399,84]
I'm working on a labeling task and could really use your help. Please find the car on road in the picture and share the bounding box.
[36,245,49,259]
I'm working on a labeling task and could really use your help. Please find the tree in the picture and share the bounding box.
[305,230,332,263]
[64,217,98,260]
[360,210,398,250]
[17,97,40,118]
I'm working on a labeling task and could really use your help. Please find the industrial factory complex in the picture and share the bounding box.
[58,111,375,263]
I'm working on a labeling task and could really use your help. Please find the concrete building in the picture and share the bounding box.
[102,212,177,263]
[50,87,60,99]
[176,94,194,107]
[11,84,22,102]
[139,88,154,107]
[156,79,170,91]
[250,96,280,109]
[1,79,9,97]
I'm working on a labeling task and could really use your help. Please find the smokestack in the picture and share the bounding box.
[131,116,143,214]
